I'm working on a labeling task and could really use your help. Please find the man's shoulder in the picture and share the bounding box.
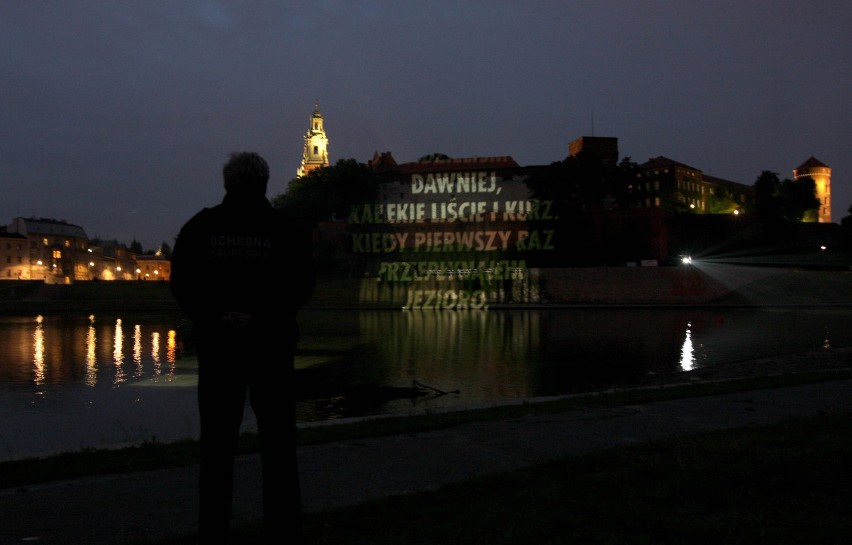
[180,206,216,228]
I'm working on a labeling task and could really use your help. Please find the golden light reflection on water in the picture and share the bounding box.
[133,324,143,378]
[86,315,97,386]
[166,330,177,376]
[16,314,181,390]
[113,318,126,385]
[32,315,45,388]
[151,331,162,377]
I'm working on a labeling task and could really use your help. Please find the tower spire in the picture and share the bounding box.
[297,102,330,177]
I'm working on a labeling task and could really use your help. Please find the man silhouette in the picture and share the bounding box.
[170,151,315,543]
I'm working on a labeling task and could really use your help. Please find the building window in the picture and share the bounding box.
[313,146,318,154]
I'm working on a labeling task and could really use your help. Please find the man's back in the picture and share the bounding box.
[170,192,314,334]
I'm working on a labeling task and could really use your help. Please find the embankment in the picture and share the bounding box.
[1,266,850,313]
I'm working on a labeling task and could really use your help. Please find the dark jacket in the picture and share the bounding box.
[170,192,315,342]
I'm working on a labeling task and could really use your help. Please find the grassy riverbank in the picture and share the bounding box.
[3,369,851,544]
[295,412,852,545]
[2,369,847,490]
[0,280,180,313]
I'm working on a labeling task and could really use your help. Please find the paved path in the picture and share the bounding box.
[2,378,851,544]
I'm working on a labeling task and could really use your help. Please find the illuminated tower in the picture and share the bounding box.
[296,102,330,177]
[793,157,831,223]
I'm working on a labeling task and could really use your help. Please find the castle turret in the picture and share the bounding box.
[296,101,330,177]
[793,157,831,223]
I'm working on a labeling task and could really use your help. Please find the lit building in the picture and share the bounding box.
[7,217,91,282]
[0,229,28,279]
[793,157,831,223]
[296,102,330,177]
[88,239,138,280]
[634,156,752,214]
[134,254,171,281]
[1,218,159,283]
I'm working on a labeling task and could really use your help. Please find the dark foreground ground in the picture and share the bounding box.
[1,360,850,545]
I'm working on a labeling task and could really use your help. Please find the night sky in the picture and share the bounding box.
[2,1,850,251]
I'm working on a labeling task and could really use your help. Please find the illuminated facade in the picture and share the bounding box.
[347,152,545,305]
[793,157,831,223]
[134,254,171,281]
[369,153,531,220]
[635,156,752,214]
[7,217,90,282]
[0,218,166,283]
[296,102,330,177]
[0,230,28,279]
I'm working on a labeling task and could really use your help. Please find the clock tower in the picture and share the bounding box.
[296,102,330,177]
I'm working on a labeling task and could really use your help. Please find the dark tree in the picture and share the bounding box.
[752,170,783,219]
[841,203,852,250]
[609,156,640,209]
[417,153,450,162]
[705,186,739,214]
[271,158,379,227]
[158,242,172,258]
[752,170,819,222]
[129,238,143,254]
[779,176,820,222]
[526,150,606,212]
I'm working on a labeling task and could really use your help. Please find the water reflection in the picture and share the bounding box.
[1,306,851,459]
[152,331,162,377]
[295,306,852,421]
[85,315,97,386]
[680,321,695,371]
[167,330,177,371]
[7,313,181,391]
[133,324,143,378]
[32,315,45,389]
[113,318,126,385]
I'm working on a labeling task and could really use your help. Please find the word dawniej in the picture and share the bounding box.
[410,171,499,194]
[351,229,555,253]
[348,199,555,224]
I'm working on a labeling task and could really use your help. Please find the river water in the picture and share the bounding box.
[1,306,850,460]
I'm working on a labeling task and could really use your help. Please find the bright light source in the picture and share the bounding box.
[681,256,693,264]
[820,245,827,251]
